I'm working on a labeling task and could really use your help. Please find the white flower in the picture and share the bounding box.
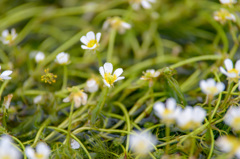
[129,0,156,10]
[25,142,50,159]
[34,95,43,104]
[71,139,80,149]
[80,31,101,50]
[216,136,240,158]
[200,78,225,98]
[1,28,17,45]
[220,59,240,82]
[214,8,236,24]
[0,66,12,81]
[99,62,125,87]
[220,0,237,5]
[140,69,160,87]
[0,135,21,159]
[153,98,181,125]
[85,78,99,93]
[176,106,206,130]
[63,87,88,108]
[103,17,131,34]
[130,131,157,155]
[35,52,45,63]
[56,52,70,65]
[224,106,240,131]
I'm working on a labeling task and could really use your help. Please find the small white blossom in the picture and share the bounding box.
[85,78,99,93]
[56,52,70,65]
[214,8,236,24]
[63,87,88,108]
[0,135,21,159]
[99,62,125,87]
[200,78,225,98]
[129,0,156,10]
[140,69,160,87]
[153,98,181,125]
[220,59,240,82]
[0,66,12,81]
[130,131,157,155]
[35,52,45,63]
[1,28,17,45]
[80,31,101,50]
[71,139,80,149]
[216,136,240,158]
[220,0,237,5]
[103,17,131,34]
[25,142,50,159]
[176,106,206,130]
[34,95,43,104]
[224,106,240,131]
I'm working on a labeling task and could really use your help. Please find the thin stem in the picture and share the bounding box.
[220,81,233,108]
[189,136,195,157]
[107,29,117,62]
[66,101,74,147]
[62,65,67,90]
[96,50,102,66]
[165,124,170,154]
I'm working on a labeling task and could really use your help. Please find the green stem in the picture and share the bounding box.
[220,81,233,108]
[96,50,102,66]
[208,100,212,124]
[189,136,195,157]
[107,29,117,62]
[66,101,74,147]
[62,65,67,90]
[165,124,170,154]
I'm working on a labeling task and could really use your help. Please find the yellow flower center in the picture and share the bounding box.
[87,39,98,48]
[206,86,218,95]
[163,109,172,116]
[228,68,239,75]
[36,153,44,159]
[5,35,14,42]
[2,155,11,159]
[134,140,147,153]
[181,121,200,130]
[232,117,240,130]
[104,72,117,86]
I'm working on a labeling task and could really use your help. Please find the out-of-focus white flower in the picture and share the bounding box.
[0,135,21,159]
[3,94,13,109]
[140,69,160,87]
[103,17,131,34]
[220,0,237,5]
[85,78,99,93]
[130,131,157,155]
[35,52,45,63]
[71,139,80,149]
[34,95,43,104]
[80,31,101,50]
[220,59,240,82]
[224,106,240,131]
[200,78,225,98]
[56,52,70,65]
[176,106,206,130]
[214,8,236,24]
[0,66,12,81]
[1,29,17,45]
[153,98,181,125]
[63,87,88,108]
[99,62,124,87]
[25,142,50,159]
[216,136,240,158]
[129,0,156,10]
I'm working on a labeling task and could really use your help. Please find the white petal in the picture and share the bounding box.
[166,98,176,110]
[74,96,81,108]
[141,0,151,9]
[81,45,89,49]
[36,142,50,157]
[121,22,131,29]
[71,139,80,149]
[103,79,111,87]
[115,76,125,82]
[153,102,165,116]
[96,33,101,43]
[81,93,88,105]
[220,67,228,76]
[216,82,225,93]
[2,30,9,37]
[87,44,97,50]
[25,147,35,159]
[235,60,240,72]
[99,66,105,78]
[200,80,207,90]
[192,106,206,123]
[224,59,233,71]
[1,76,11,80]
[80,36,89,45]
[102,21,110,30]
[86,31,95,40]
[104,63,113,74]
[1,70,12,76]
[63,97,70,103]
[113,68,123,77]
[206,78,216,87]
